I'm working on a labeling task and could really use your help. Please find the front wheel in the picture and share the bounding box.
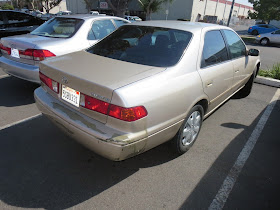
[173,105,204,154]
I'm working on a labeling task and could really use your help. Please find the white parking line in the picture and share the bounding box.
[209,88,280,210]
[0,113,42,131]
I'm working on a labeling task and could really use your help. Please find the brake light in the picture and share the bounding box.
[249,27,252,29]
[39,72,59,93]
[0,43,11,55]
[108,104,148,122]
[20,49,56,61]
[80,93,147,121]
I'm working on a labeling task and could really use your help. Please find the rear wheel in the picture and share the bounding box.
[173,105,204,154]
[260,38,269,46]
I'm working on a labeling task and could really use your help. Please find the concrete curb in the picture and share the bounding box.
[255,76,280,88]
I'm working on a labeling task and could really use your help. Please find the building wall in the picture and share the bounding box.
[151,0,194,20]
[66,0,253,22]
[270,20,280,28]
[66,0,87,14]
[191,0,253,23]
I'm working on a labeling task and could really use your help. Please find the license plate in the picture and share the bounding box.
[61,85,80,107]
[11,48,20,58]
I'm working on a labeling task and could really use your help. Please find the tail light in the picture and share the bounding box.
[20,49,55,61]
[249,27,252,29]
[0,43,11,55]
[108,104,147,122]
[39,72,59,93]
[80,93,147,122]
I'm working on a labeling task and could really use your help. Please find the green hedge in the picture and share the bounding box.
[258,63,280,80]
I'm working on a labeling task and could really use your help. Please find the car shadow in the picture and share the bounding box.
[0,115,178,209]
[0,76,39,107]
[179,98,280,209]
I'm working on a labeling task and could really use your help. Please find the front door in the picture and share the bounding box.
[222,29,250,92]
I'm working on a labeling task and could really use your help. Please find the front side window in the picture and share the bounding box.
[31,17,84,38]
[274,30,280,34]
[201,30,228,68]
[87,25,192,67]
[88,19,116,40]
[223,30,246,59]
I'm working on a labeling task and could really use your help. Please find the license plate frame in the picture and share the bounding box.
[61,85,80,107]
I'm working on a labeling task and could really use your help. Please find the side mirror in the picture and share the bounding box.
[248,49,259,56]
[271,31,275,34]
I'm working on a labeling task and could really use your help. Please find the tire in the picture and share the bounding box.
[260,38,269,46]
[173,105,204,154]
[252,30,258,35]
[235,69,256,98]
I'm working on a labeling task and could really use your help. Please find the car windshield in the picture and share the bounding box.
[31,17,84,38]
[87,25,192,67]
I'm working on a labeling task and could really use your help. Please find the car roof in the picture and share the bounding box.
[57,14,126,21]
[129,21,230,33]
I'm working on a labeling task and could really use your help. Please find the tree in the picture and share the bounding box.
[1,3,14,10]
[40,0,62,13]
[137,0,173,20]
[248,0,280,22]
[106,0,130,17]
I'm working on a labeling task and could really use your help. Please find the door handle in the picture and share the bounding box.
[206,80,213,87]
[235,70,240,73]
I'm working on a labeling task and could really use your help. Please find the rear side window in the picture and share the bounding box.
[89,19,116,40]
[223,30,246,59]
[201,30,228,68]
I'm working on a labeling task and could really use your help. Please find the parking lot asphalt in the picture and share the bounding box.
[246,43,280,70]
[0,67,279,209]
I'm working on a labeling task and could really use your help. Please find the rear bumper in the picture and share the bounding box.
[34,87,149,161]
[0,56,40,83]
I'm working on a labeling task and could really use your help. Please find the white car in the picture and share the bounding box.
[0,15,130,83]
[255,29,280,45]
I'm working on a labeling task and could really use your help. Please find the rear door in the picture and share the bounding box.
[270,30,280,44]
[198,30,233,111]
[222,29,249,93]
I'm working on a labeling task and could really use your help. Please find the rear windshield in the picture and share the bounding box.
[31,17,84,38]
[87,25,192,67]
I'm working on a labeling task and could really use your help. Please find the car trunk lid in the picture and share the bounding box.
[0,34,60,65]
[40,50,166,123]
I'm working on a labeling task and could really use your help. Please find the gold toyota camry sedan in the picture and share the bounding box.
[34,21,260,161]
